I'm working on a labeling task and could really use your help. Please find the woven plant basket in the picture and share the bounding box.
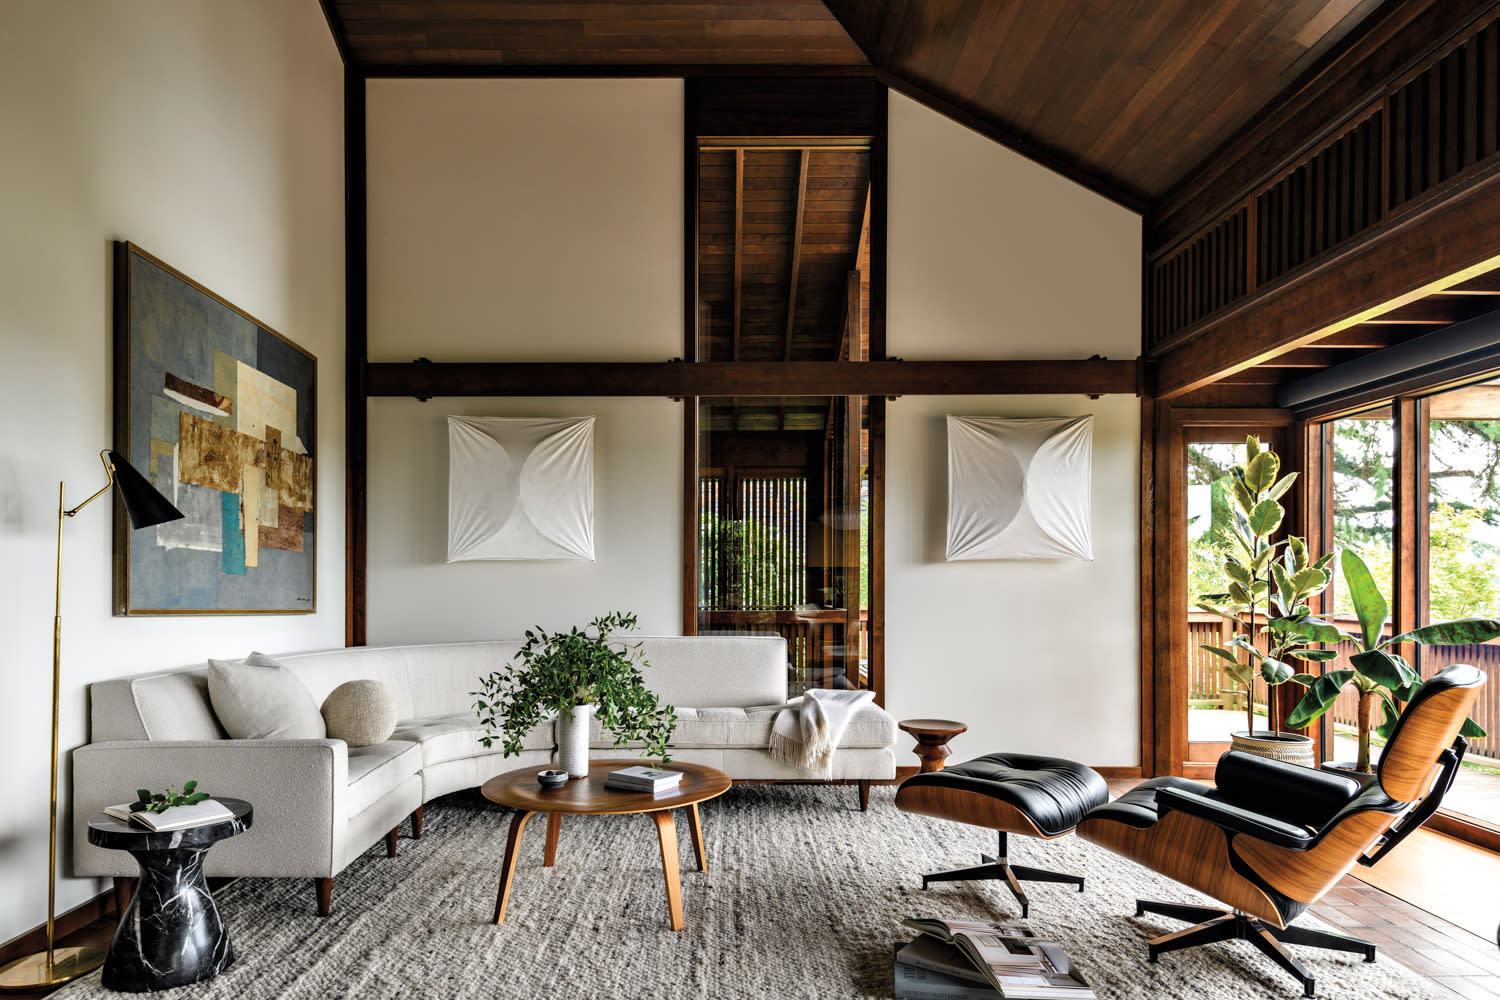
[1229,730,1316,767]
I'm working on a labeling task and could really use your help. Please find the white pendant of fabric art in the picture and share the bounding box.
[447,415,595,562]
[945,414,1093,561]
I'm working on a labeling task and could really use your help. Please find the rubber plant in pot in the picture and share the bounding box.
[1284,548,1496,776]
[472,611,677,779]
[1197,436,1332,765]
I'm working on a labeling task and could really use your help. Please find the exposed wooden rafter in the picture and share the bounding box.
[783,150,808,362]
[733,149,744,362]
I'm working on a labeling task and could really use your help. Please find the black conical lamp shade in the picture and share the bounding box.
[107,450,184,529]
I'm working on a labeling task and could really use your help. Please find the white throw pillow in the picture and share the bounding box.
[321,680,398,748]
[208,651,327,740]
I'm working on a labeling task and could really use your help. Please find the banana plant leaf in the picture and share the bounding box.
[1341,549,1388,650]
[1349,648,1420,690]
[1390,618,1500,646]
[1286,669,1355,728]
[1287,648,1339,661]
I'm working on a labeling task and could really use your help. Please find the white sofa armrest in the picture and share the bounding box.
[72,739,349,879]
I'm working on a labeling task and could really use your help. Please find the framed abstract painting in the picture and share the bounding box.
[112,242,316,614]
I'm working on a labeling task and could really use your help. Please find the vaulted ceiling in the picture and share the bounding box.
[323,0,1400,208]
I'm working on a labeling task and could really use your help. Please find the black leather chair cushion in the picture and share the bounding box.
[901,753,1110,837]
[1080,776,1208,829]
[1213,751,1360,829]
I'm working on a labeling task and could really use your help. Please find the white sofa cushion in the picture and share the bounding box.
[390,713,552,766]
[346,741,422,817]
[595,701,897,750]
[208,652,326,740]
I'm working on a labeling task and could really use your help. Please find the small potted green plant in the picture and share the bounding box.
[1197,437,1331,764]
[1285,548,1497,775]
[472,611,677,778]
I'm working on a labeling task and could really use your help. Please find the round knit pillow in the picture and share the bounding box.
[321,680,397,748]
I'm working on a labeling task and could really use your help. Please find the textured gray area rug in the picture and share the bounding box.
[58,785,1446,999]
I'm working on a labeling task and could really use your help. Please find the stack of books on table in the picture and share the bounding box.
[603,765,683,794]
[894,918,1096,1000]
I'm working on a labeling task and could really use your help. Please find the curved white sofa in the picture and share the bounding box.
[72,636,897,914]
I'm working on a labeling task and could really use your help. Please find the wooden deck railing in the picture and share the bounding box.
[1185,611,1498,761]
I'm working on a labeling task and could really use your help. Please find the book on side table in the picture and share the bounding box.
[604,766,684,793]
[104,799,235,832]
[895,919,1096,999]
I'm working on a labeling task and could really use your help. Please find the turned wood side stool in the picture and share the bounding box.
[895,753,1110,917]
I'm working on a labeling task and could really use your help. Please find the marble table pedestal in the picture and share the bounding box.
[87,798,252,993]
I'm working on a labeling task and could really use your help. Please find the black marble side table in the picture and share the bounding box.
[87,798,252,992]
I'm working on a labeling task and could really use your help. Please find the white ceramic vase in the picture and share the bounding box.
[557,703,594,779]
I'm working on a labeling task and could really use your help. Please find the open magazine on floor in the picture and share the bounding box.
[898,919,1095,999]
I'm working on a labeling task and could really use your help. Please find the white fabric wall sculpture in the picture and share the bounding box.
[447,415,595,561]
[945,414,1093,561]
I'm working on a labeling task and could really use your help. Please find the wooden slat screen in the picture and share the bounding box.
[1146,10,1500,350]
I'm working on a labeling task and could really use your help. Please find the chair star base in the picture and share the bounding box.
[920,831,1085,919]
[1134,900,1376,998]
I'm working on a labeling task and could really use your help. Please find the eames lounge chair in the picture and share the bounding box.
[1076,663,1486,997]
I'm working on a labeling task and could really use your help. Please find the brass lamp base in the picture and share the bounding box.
[0,946,107,991]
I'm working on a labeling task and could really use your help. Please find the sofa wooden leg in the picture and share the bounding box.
[316,877,334,917]
[113,876,136,916]
[858,780,871,812]
[412,804,424,839]
[386,826,399,858]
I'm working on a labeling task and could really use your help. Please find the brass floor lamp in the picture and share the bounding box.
[0,451,181,991]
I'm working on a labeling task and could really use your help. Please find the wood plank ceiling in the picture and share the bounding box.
[325,0,1395,206]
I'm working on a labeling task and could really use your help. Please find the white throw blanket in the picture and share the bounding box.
[769,688,874,771]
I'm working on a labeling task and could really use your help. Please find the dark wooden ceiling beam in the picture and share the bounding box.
[1259,348,1350,368]
[365,359,1140,398]
[1154,164,1500,398]
[783,150,808,362]
[733,149,744,362]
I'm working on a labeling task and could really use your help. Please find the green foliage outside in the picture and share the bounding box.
[1191,419,1500,621]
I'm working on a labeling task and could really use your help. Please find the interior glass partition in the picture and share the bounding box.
[696,397,869,696]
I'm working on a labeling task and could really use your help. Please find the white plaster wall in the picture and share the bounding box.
[367,79,684,362]
[887,91,1141,360]
[885,94,1142,766]
[0,1,344,943]
[367,398,682,642]
[364,80,686,643]
[885,396,1141,766]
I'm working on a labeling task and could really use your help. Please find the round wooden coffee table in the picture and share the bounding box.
[481,759,732,931]
[898,718,968,772]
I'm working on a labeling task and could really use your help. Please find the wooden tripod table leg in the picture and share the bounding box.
[650,810,685,931]
[493,810,534,924]
[544,813,561,867]
[686,803,707,872]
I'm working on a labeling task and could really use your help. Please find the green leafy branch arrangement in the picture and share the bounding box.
[130,780,209,814]
[472,611,678,762]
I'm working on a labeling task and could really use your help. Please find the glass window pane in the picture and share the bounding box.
[1325,409,1396,769]
[1425,381,1500,828]
[1186,442,1248,746]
